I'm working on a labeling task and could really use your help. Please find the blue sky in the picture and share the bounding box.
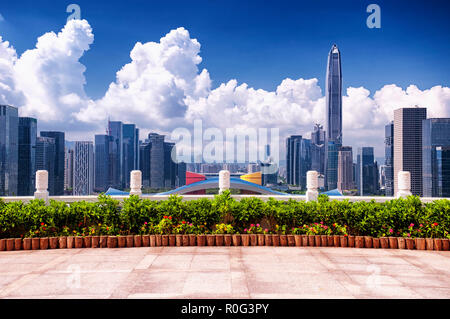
[1,0,449,99]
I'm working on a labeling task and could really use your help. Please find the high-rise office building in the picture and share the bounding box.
[325,44,342,190]
[164,142,177,188]
[73,141,94,196]
[139,141,151,188]
[177,162,187,187]
[64,147,74,193]
[286,135,311,189]
[108,121,123,189]
[394,107,427,196]
[0,105,18,196]
[40,131,65,195]
[422,118,450,197]
[35,136,56,193]
[94,134,114,192]
[18,117,37,196]
[435,146,450,197]
[356,147,379,195]
[123,124,139,188]
[384,122,394,196]
[337,146,353,191]
[310,124,326,175]
[148,133,165,188]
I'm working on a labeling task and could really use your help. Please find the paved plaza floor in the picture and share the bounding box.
[0,247,449,299]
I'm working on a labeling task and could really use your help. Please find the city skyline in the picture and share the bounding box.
[0,1,449,159]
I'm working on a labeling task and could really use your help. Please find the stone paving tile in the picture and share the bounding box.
[0,247,449,298]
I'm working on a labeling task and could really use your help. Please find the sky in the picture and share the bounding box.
[0,0,449,161]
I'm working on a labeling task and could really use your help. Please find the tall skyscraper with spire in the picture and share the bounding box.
[325,44,343,190]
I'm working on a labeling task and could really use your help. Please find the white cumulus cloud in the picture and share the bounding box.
[0,19,449,158]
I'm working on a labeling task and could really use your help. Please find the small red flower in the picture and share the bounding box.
[168,216,172,220]
[41,222,45,226]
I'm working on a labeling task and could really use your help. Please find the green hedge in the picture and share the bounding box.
[0,192,449,239]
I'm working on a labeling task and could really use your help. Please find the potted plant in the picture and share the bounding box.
[263,228,272,246]
[442,232,449,251]
[292,227,303,247]
[232,232,241,246]
[6,238,15,251]
[59,226,70,249]
[14,237,22,251]
[90,224,100,248]
[214,224,234,246]
[274,225,287,246]
[23,235,32,250]
[387,228,398,249]
[355,236,364,248]
[140,222,152,247]
[0,239,5,251]
[423,222,439,250]
[206,231,215,246]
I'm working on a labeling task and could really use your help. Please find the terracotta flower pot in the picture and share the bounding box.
[197,235,205,246]
[347,236,355,248]
[206,235,215,246]
[340,236,348,247]
[107,236,117,248]
[294,235,302,247]
[183,235,189,246]
[134,235,142,247]
[250,234,257,246]
[425,238,434,250]
[14,238,22,250]
[189,234,196,246]
[215,234,224,246]
[287,235,295,247]
[91,236,99,248]
[100,236,108,248]
[142,235,150,247]
[271,234,280,246]
[149,235,156,247]
[258,234,265,246]
[355,236,364,248]
[442,239,449,251]
[406,238,415,250]
[241,235,250,246]
[59,237,67,249]
[232,234,241,246]
[31,238,40,250]
[265,234,272,246]
[168,235,176,246]
[415,238,426,250]
[364,236,373,248]
[23,238,32,250]
[397,237,405,249]
[372,238,380,248]
[117,236,126,248]
[83,236,91,248]
[321,235,328,247]
[433,238,443,251]
[327,235,334,247]
[176,235,182,247]
[302,235,309,246]
[74,236,83,248]
[389,237,398,249]
[280,235,288,246]
[40,237,49,250]
[224,235,232,246]
[6,238,15,251]
[333,235,340,247]
[156,235,162,246]
[314,236,321,247]
[67,236,74,249]
[309,235,316,247]
[49,237,58,249]
[0,239,6,251]
[380,237,389,249]
[126,235,134,247]
[162,235,169,246]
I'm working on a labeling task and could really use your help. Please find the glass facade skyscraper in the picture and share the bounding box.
[422,118,450,197]
[286,135,311,189]
[95,134,114,192]
[123,124,139,188]
[356,147,379,195]
[108,121,123,189]
[73,141,94,195]
[384,122,394,196]
[40,131,65,195]
[35,136,56,193]
[0,105,18,196]
[18,117,37,196]
[325,44,342,190]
